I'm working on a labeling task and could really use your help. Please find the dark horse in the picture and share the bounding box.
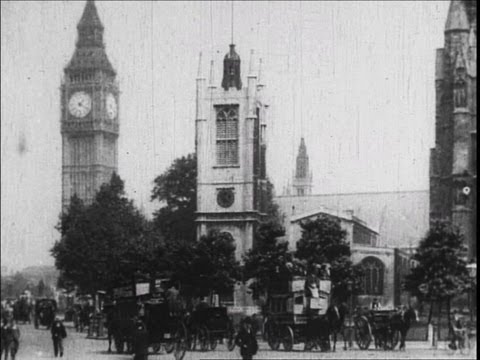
[389,306,417,350]
[305,304,348,352]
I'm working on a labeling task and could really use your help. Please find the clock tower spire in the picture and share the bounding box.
[61,0,119,210]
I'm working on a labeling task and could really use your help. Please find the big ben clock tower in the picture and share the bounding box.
[61,0,119,210]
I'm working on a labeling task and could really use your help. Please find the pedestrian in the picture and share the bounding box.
[235,317,258,360]
[2,318,20,360]
[51,316,67,357]
[133,319,149,360]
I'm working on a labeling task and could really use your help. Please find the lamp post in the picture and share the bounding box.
[466,261,476,323]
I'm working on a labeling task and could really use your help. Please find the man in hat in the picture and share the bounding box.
[51,316,67,357]
[449,311,466,350]
[235,317,258,360]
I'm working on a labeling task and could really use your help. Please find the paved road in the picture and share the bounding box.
[11,323,475,359]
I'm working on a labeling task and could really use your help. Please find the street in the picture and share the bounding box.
[12,323,475,360]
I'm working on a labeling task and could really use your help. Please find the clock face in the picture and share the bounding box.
[106,93,117,120]
[68,91,92,118]
[217,189,235,208]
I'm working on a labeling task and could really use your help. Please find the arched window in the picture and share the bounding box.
[215,105,239,165]
[360,256,385,295]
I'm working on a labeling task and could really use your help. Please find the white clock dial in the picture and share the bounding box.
[106,93,117,120]
[68,91,92,118]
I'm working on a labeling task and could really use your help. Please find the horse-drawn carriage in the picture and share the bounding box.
[263,271,334,352]
[105,280,188,360]
[354,307,416,350]
[186,305,236,351]
[34,299,57,329]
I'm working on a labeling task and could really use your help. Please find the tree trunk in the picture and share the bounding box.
[437,300,442,340]
[427,300,434,324]
[446,297,452,337]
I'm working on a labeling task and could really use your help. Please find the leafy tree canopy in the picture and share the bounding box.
[51,173,166,295]
[295,215,364,302]
[404,219,471,302]
[151,153,197,244]
[168,230,241,300]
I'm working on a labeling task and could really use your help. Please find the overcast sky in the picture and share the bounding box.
[1,1,450,271]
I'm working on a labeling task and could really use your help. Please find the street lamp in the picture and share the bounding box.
[466,261,476,322]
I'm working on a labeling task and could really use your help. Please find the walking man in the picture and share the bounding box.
[2,319,20,360]
[51,317,67,357]
[235,317,258,360]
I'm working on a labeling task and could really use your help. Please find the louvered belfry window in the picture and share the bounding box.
[216,105,239,165]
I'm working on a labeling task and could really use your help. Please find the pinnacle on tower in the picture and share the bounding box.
[445,0,470,32]
[295,137,309,179]
[221,44,242,90]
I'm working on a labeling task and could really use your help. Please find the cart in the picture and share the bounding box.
[354,309,400,350]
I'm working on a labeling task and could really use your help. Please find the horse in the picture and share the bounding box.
[389,306,417,350]
[304,304,347,352]
[325,303,348,352]
[2,321,20,360]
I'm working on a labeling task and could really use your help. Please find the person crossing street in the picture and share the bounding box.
[51,317,67,357]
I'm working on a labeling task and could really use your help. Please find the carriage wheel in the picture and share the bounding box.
[187,330,197,351]
[174,323,188,360]
[198,326,210,351]
[354,318,372,350]
[282,325,294,351]
[227,325,236,351]
[267,322,280,350]
[114,337,124,354]
[151,343,161,353]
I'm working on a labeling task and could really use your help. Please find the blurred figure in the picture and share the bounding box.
[51,316,67,357]
[133,319,149,360]
[371,298,381,310]
[235,317,258,360]
[2,319,20,360]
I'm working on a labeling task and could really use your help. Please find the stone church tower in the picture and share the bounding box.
[61,0,119,210]
[292,137,313,196]
[430,0,476,259]
[195,45,268,306]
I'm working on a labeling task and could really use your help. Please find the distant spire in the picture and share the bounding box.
[295,137,309,179]
[445,0,470,32]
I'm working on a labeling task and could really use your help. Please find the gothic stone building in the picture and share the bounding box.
[278,139,418,308]
[61,0,119,209]
[195,45,268,308]
[430,0,477,260]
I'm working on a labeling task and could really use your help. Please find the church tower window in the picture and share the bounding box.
[215,105,239,165]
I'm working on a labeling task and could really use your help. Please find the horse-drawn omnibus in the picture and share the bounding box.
[105,278,188,360]
[34,299,57,329]
[263,265,336,352]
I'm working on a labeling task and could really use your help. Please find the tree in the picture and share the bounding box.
[51,173,165,295]
[295,215,364,302]
[404,220,471,326]
[169,230,241,302]
[259,178,284,226]
[243,222,302,300]
[151,153,197,244]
